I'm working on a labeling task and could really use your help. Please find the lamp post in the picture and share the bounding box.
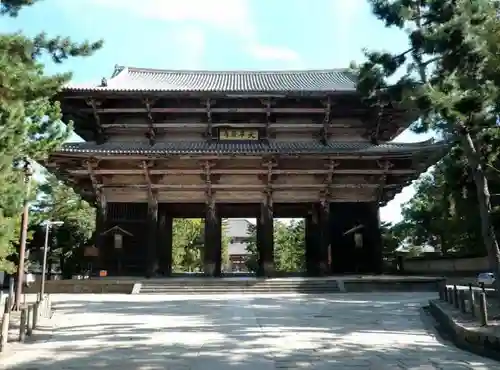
[14,160,33,311]
[39,220,63,300]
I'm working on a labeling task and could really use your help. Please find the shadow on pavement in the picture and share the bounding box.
[2,293,498,369]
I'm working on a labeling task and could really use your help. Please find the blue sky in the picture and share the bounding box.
[4,0,434,224]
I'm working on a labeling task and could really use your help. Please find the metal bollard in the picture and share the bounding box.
[26,305,33,336]
[453,285,459,309]
[39,299,45,318]
[3,297,9,316]
[32,301,39,329]
[19,308,27,342]
[47,295,52,318]
[0,311,9,352]
[447,287,454,304]
[469,286,476,317]
[459,290,467,313]
[439,282,446,300]
[479,292,489,326]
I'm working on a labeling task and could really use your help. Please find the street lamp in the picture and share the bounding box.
[39,220,63,300]
[14,160,33,311]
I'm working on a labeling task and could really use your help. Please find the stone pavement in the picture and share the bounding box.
[0,292,498,369]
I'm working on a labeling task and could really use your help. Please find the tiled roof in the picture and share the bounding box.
[56,140,447,156]
[64,66,357,93]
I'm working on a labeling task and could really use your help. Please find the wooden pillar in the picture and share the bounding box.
[305,210,320,276]
[204,200,221,277]
[318,201,330,276]
[157,208,173,276]
[258,194,274,277]
[95,195,107,272]
[363,202,383,274]
[145,193,158,278]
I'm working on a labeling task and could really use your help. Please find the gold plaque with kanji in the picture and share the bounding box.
[218,128,259,141]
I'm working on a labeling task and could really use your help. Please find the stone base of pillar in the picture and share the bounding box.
[262,262,275,277]
[318,261,329,276]
[204,262,216,277]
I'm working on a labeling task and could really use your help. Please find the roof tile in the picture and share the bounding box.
[57,140,447,156]
[66,67,357,93]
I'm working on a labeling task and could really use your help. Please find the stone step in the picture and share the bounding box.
[139,280,341,294]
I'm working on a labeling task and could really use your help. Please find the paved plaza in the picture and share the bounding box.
[0,292,498,369]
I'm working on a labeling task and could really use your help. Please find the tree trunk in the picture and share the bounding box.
[461,129,500,295]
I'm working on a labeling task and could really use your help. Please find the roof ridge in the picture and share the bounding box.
[119,66,352,75]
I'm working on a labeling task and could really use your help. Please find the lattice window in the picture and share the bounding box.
[108,203,148,221]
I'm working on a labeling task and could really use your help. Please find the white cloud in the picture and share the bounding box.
[90,0,253,38]
[85,0,300,66]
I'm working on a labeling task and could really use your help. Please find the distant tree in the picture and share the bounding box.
[244,220,305,273]
[244,223,259,273]
[30,174,95,278]
[274,220,305,272]
[0,0,102,272]
[171,218,229,272]
[172,219,204,272]
[380,221,401,258]
[357,0,500,285]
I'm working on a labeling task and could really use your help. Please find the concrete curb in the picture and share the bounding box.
[428,299,500,361]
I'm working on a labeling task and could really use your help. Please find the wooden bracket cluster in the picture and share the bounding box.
[261,98,273,139]
[321,159,339,204]
[85,98,105,143]
[141,160,157,204]
[202,160,217,210]
[85,159,105,210]
[142,98,156,145]
[205,99,214,139]
[260,158,276,213]
[321,97,332,144]
[376,160,393,203]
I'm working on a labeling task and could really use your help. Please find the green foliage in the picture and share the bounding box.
[358,0,500,271]
[171,219,229,272]
[244,222,259,272]
[29,173,95,278]
[380,221,401,257]
[274,220,305,272]
[244,220,305,273]
[0,0,102,272]
[172,219,204,272]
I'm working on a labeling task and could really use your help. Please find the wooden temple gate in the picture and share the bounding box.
[47,66,447,277]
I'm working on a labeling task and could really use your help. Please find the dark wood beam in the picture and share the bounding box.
[99,122,367,129]
[68,168,417,176]
[98,183,393,190]
[80,107,331,114]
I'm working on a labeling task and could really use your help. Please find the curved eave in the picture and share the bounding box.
[47,141,449,161]
[379,155,445,207]
[57,88,359,100]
